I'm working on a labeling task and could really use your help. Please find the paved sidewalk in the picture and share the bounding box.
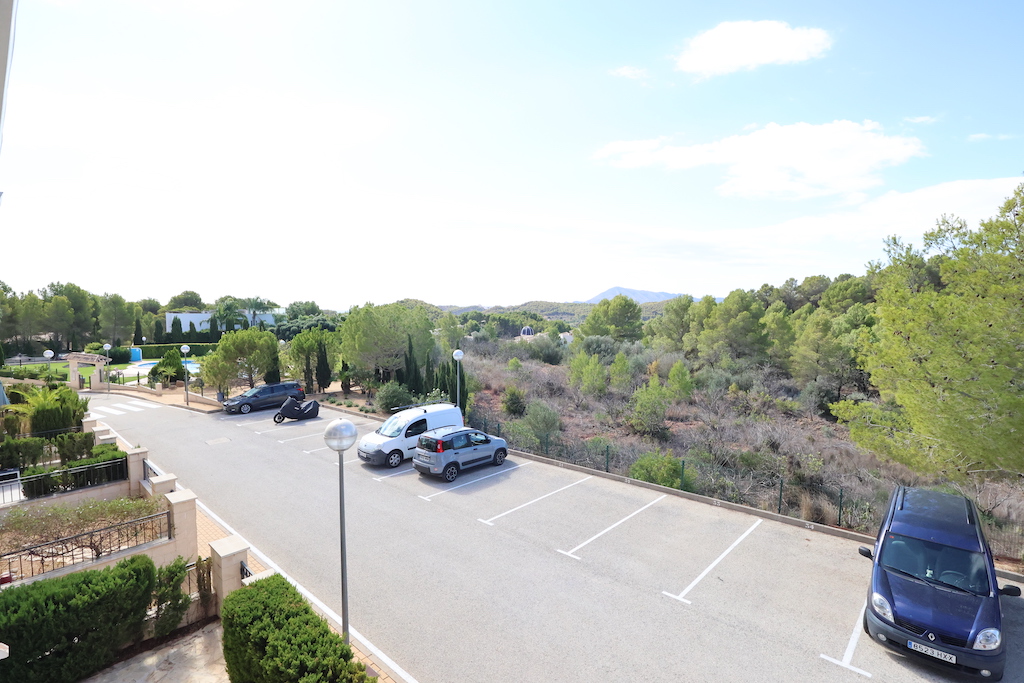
[80,386,399,683]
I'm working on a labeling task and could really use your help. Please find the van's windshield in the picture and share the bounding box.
[377,414,410,438]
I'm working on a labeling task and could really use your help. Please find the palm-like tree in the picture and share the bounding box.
[210,299,246,333]
[241,297,276,327]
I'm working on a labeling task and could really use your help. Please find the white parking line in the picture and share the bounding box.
[477,474,590,524]
[303,446,331,454]
[112,402,144,412]
[419,462,533,501]
[557,494,667,560]
[277,432,325,443]
[820,602,872,677]
[373,468,415,481]
[662,519,762,604]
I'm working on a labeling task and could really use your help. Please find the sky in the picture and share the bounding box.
[0,0,1022,312]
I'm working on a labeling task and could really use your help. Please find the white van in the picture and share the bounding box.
[356,403,463,468]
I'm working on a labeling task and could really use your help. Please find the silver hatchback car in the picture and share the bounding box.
[413,426,508,482]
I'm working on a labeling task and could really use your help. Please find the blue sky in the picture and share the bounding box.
[1,0,1021,311]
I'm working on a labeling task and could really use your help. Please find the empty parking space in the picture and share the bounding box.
[81,394,1024,683]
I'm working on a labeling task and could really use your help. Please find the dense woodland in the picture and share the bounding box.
[2,184,1023,545]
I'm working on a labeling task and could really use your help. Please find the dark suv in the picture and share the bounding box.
[860,487,1021,681]
[222,382,305,414]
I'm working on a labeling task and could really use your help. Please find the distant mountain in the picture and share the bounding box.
[582,287,684,304]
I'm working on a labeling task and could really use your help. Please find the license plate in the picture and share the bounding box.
[908,641,956,664]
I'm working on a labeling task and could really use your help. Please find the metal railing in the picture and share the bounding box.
[0,511,171,582]
[20,457,128,499]
[240,559,253,580]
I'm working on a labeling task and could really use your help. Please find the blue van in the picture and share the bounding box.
[859,487,1021,680]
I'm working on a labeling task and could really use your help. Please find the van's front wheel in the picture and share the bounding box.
[386,450,403,468]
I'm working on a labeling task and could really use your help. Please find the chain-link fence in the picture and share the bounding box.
[467,411,1024,563]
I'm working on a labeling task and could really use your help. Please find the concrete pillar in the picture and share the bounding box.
[126,447,147,498]
[210,535,250,615]
[82,417,98,434]
[166,488,197,563]
[146,473,177,499]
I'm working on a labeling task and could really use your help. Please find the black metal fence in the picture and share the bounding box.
[0,511,171,582]
[21,457,128,499]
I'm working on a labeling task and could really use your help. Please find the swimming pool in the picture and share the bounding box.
[136,360,202,373]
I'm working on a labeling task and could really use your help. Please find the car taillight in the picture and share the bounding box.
[436,440,444,453]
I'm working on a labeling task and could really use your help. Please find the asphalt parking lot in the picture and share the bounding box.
[86,394,1024,683]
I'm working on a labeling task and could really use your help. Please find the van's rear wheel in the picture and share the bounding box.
[386,450,403,468]
[442,464,459,482]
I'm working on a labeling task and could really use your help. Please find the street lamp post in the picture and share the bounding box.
[180,345,190,406]
[452,349,464,412]
[323,418,358,643]
[43,349,53,379]
[102,344,111,393]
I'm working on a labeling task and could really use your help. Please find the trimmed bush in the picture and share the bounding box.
[54,431,96,464]
[375,381,413,414]
[0,435,46,470]
[0,554,156,683]
[153,557,192,638]
[222,573,367,683]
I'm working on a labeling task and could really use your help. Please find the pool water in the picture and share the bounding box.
[136,360,202,373]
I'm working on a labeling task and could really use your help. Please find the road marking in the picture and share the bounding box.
[112,402,144,412]
[206,437,230,445]
[89,406,124,416]
[477,474,590,523]
[303,446,331,454]
[821,602,872,677]
[557,494,667,560]
[333,457,360,465]
[278,432,324,443]
[191,499,421,683]
[373,468,414,481]
[418,461,533,501]
[127,400,162,409]
[662,519,762,604]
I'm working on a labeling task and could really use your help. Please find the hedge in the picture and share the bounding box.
[0,435,46,470]
[0,554,156,683]
[222,573,368,683]
[21,450,127,499]
[139,343,217,360]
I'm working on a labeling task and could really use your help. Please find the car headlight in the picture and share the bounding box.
[871,593,894,623]
[974,628,1001,650]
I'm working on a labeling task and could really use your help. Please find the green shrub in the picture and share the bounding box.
[501,420,540,453]
[375,381,413,414]
[501,385,527,417]
[522,400,560,443]
[55,431,96,464]
[0,554,156,683]
[625,378,670,438]
[629,449,693,491]
[222,573,367,683]
[153,557,192,638]
[0,435,46,469]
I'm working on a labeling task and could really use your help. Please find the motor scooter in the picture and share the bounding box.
[273,396,320,423]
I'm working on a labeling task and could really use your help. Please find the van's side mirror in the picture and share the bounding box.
[1000,584,1022,597]
[858,546,874,560]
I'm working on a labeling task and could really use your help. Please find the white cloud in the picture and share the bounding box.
[675,20,832,78]
[610,66,649,80]
[593,120,925,200]
[904,116,937,124]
